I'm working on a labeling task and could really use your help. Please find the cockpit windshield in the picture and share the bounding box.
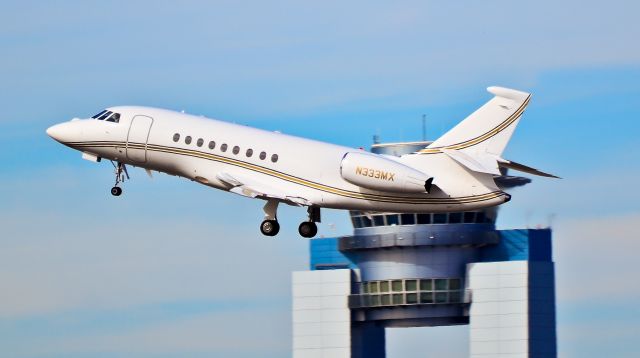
[91,110,121,123]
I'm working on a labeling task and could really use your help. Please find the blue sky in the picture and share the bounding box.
[1,1,639,357]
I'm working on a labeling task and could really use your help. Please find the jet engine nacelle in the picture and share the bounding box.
[340,152,433,193]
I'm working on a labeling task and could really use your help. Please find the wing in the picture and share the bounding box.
[216,172,313,206]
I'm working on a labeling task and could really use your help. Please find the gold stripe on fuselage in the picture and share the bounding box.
[69,141,505,205]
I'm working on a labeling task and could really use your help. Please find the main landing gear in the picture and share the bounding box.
[298,206,320,238]
[258,201,321,238]
[110,161,129,197]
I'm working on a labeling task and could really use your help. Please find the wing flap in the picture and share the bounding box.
[216,172,313,206]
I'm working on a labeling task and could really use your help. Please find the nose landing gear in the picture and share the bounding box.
[260,200,280,236]
[110,161,129,196]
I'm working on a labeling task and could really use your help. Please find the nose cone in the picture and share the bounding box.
[46,122,77,144]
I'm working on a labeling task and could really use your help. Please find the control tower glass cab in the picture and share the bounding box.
[341,141,531,327]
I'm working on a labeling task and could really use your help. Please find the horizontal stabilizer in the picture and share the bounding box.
[441,148,501,175]
[497,157,560,178]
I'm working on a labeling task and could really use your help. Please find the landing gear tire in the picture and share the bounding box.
[111,186,122,196]
[298,221,318,238]
[260,220,280,236]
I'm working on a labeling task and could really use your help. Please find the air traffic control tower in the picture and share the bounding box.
[292,141,557,358]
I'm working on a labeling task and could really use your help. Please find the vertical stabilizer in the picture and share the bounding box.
[420,87,531,157]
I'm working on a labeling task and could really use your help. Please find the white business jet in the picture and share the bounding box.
[46,86,556,238]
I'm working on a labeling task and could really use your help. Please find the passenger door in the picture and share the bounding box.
[126,115,153,162]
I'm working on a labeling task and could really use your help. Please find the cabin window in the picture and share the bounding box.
[185,136,192,145]
[221,143,228,152]
[232,146,240,155]
[197,138,204,147]
[208,141,215,149]
[246,148,253,157]
[271,154,279,163]
[259,151,266,160]
[173,133,180,142]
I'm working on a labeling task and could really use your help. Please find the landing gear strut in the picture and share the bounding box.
[110,161,129,197]
[298,206,320,238]
[260,200,280,236]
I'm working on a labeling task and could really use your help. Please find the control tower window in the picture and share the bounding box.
[420,292,433,304]
[435,292,448,303]
[369,282,379,293]
[416,214,431,224]
[373,215,385,226]
[405,279,418,291]
[449,279,461,290]
[435,279,448,291]
[386,214,399,226]
[475,212,486,224]
[380,281,390,292]
[361,216,372,227]
[433,213,447,224]
[463,212,476,223]
[392,294,403,305]
[449,291,461,303]
[391,280,402,292]
[449,212,462,224]
[351,216,362,228]
[401,214,415,225]
[406,293,418,304]
[420,279,432,291]
[381,294,391,306]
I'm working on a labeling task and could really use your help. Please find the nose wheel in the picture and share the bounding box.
[110,161,129,197]
[111,186,123,196]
